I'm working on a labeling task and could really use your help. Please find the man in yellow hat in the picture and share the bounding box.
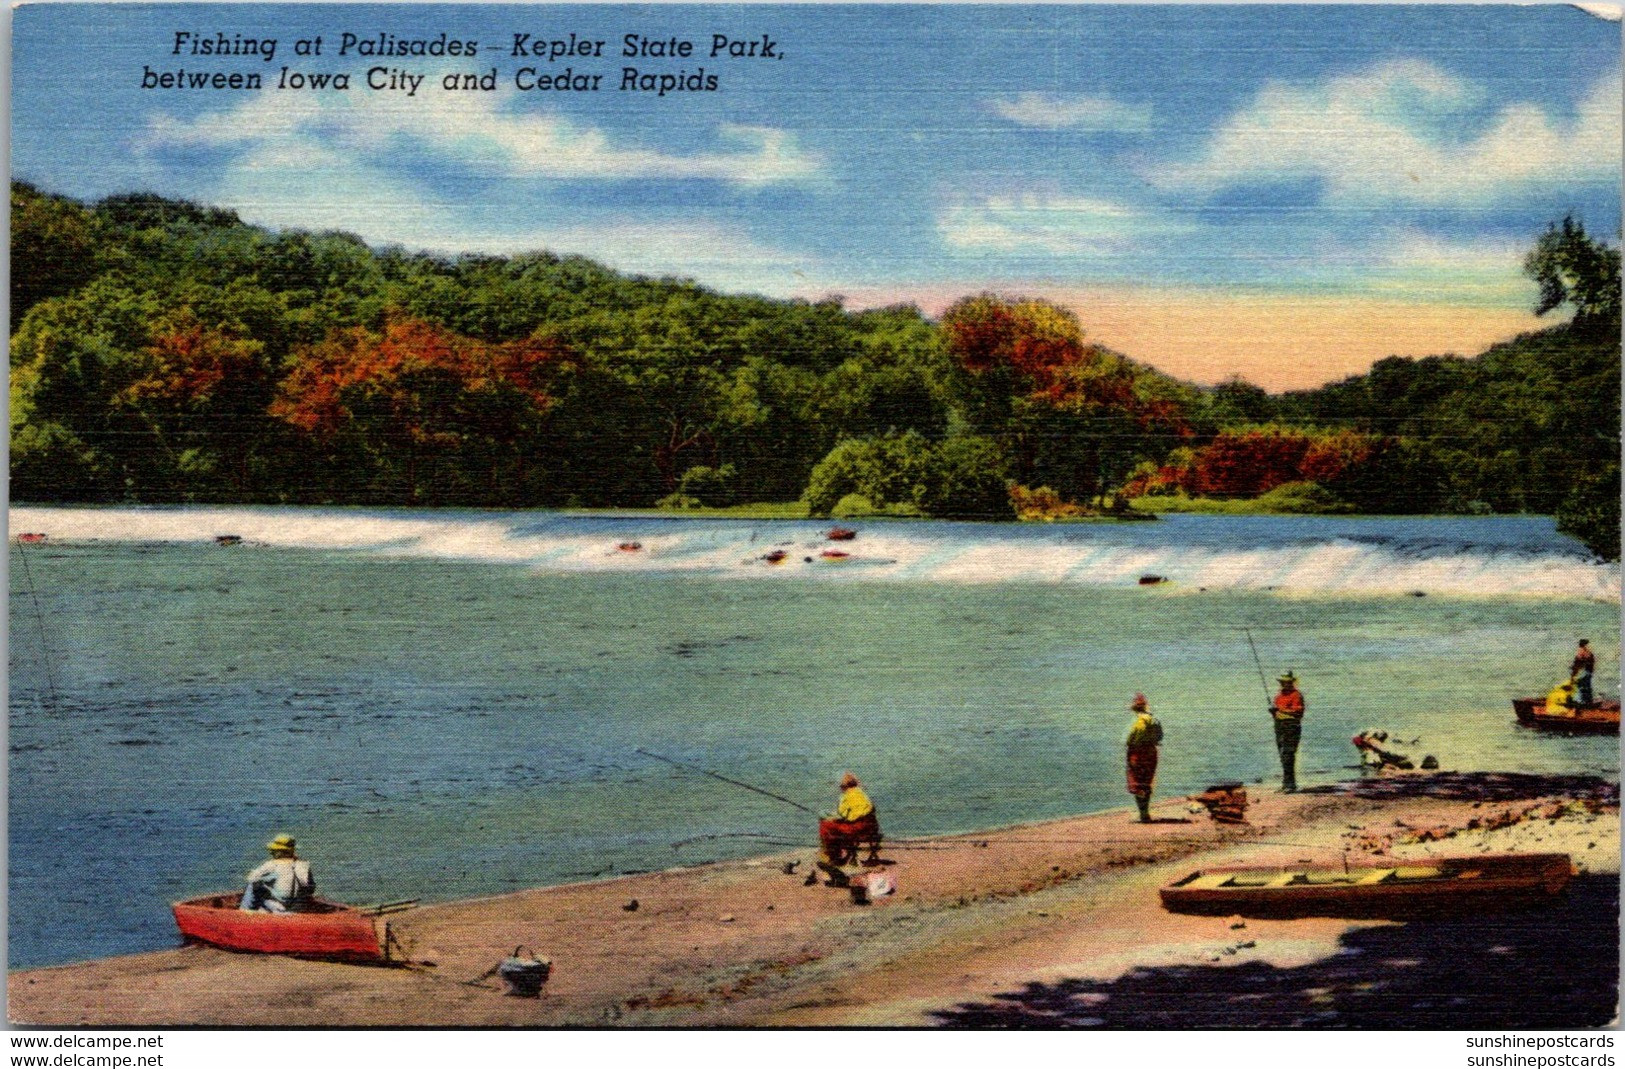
[240,834,316,912]
[1269,671,1306,792]
[1125,693,1163,823]
[818,773,882,868]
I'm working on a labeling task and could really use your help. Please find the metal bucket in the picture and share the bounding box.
[497,946,551,998]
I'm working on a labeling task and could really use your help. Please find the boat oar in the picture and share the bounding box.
[634,748,818,815]
[359,899,419,916]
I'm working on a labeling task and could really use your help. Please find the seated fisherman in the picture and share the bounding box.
[240,834,315,912]
[1545,678,1580,718]
[818,773,882,868]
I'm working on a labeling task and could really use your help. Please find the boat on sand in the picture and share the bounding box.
[1159,853,1573,918]
[172,894,408,963]
[1512,697,1620,734]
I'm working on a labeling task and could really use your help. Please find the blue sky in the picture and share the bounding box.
[12,4,1621,386]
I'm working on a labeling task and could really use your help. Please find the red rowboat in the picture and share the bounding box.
[1160,853,1572,918]
[15,533,47,544]
[762,550,788,564]
[617,541,642,552]
[1512,697,1620,734]
[819,550,851,561]
[172,894,389,963]
[826,527,857,541]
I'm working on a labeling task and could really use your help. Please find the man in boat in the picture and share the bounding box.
[240,834,315,912]
[1269,671,1306,792]
[819,773,882,868]
[1571,639,1596,706]
[1125,693,1163,823]
[1544,677,1580,718]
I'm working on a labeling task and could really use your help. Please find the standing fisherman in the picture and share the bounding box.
[1269,671,1306,793]
[1125,693,1163,823]
[1571,640,1596,706]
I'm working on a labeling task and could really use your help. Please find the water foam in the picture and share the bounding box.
[10,506,1617,600]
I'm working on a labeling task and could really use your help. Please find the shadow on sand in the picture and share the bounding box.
[933,874,1618,1029]
[1300,771,1618,804]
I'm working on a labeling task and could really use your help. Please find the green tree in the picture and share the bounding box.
[1524,216,1621,331]
[1556,463,1620,561]
[11,183,100,327]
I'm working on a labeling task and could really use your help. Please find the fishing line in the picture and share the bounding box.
[1242,627,1273,707]
[666,830,1373,853]
[13,537,62,716]
[634,748,820,815]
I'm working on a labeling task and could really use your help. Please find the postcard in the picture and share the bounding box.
[8,1,1620,1035]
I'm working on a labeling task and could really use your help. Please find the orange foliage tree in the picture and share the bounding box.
[271,314,567,502]
[942,294,1194,502]
[111,308,268,493]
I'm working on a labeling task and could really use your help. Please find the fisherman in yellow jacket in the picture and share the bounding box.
[1545,677,1580,718]
[819,772,882,866]
[1125,693,1164,823]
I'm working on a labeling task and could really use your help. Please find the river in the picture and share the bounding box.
[8,506,1618,968]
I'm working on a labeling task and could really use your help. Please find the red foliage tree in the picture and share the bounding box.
[271,314,567,499]
[1188,430,1313,496]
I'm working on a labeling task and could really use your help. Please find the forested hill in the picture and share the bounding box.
[7,182,1200,515]
[11,182,958,508]
[10,182,1621,560]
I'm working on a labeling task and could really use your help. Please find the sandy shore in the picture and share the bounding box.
[9,772,1618,1028]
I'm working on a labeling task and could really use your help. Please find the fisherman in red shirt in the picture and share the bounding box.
[1571,639,1596,706]
[1269,671,1306,792]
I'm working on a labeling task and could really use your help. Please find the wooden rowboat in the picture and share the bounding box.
[826,527,857,541]
[1512,697,1620,734]
[173,894,395,962]
[1160,853,1572,918]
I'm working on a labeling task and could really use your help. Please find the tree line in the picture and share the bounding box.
[10,183,1619,559]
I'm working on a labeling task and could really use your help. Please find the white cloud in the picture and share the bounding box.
[1349,231,1533,305]
[1156,61,1621,205]
[138,90,821,187]
[939,193,1193,256]
[144,125,810,293]
[987,92,1152,131]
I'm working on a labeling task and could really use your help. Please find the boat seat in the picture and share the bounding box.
[1185,873,1239,890]
[1354,868,1397,884]
[1393,866,1444,880]
[1301,872,1360,885]
[1264,872,1302,887]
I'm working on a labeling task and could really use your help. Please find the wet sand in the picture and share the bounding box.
[9,773,1618,1028]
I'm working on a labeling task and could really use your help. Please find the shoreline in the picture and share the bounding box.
[10,771,1617,1028]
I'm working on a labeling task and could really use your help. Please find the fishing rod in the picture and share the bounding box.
[13,538,62,717]
[1241,627,1272,708]
[634,748,819,815]
[668,831,1371,853]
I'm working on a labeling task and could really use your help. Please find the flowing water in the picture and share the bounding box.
[8,507,1619,968]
